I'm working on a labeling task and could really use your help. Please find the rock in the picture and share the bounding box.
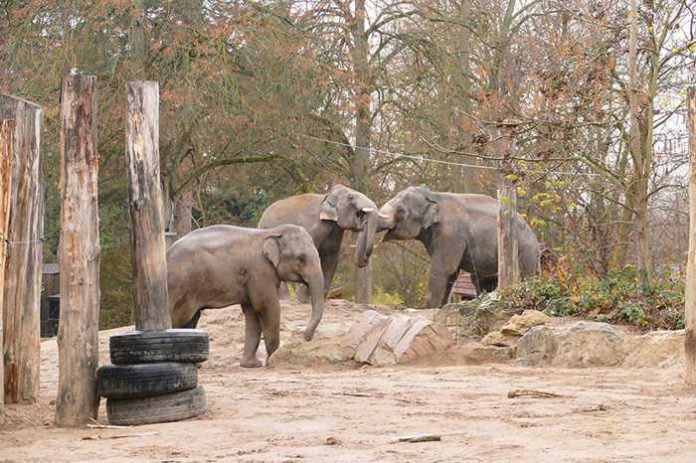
[343,310,453,366]
[481,331,519,347]
[464,345,515,364]
[501,310,552,337]
[516,321,628,367]
[267,337,350,367]
[623,330,685,368]
[435,292,511,338]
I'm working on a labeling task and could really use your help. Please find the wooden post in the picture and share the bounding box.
[55,75,100,426]
[0,120,14,419]
[497,123,520,291]
[126,81,171,330]
[686,87,696,385]
[0,95,43,404]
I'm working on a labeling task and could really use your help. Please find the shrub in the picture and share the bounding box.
[500,263,685,331]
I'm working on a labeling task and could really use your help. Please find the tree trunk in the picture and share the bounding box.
[126,81,171,330]
[173,189,194,237]
[0,95,43,405]
[686,87,696,385]
[351,0,372,303]
[55,76,100,426]
[0,120,14,419]
[627,0,653,294]
[497,175,519,290]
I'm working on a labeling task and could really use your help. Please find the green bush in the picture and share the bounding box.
[500,264,684,331]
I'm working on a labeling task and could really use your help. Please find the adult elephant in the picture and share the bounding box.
[258,184,379,296]
[168,224,324,367]
[378,186,540,308]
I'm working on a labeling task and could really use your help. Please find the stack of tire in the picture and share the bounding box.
[97,329,210,426]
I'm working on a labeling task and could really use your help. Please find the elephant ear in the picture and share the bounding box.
[262,235,282,268]
[421,190,441,229]
[319,195,338,222]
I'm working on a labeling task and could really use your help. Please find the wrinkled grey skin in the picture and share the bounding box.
[258,184,379,295]
[168,224,324,368]
[379,187,540,308]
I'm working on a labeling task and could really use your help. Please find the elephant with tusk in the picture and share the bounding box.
[168,224,324,368]
[378,186,540,308]
[258,184,380,297]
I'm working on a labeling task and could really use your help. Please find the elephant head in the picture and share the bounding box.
[319,184,379,268]
[378,186,441,240]
[262,225,324,341]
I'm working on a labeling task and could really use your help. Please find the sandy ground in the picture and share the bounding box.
[2,300,696,462]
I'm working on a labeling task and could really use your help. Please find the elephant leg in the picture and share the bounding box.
[295,284,311,304]
[260,299,281,360]
[240,305,263,368]
[297,249,338,302]
[183,309,202,329]
[278,283,290,301]
[320,249,340,294]
[425,240,466,309]
[477,276,498,294]
[441,271,460,306]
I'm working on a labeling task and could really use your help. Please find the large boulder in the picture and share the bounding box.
[344,310,453,366]
[269,309,453,368]
[435,292,511,338]
[500,310,553,337]
[267,337,349,367]
[623,330,685,368]
[516,321,628,367]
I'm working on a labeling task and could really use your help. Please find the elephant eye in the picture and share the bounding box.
[297,253,306,264]
[395,205,405,217]
[356,209,366,218]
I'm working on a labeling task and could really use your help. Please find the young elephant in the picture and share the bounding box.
[379,186,540,308]
[258,184,379,296]
[167,224,325,368]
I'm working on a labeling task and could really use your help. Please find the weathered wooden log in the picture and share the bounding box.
[55,75,100,426]
[0,95,43,404]
[126,81,171,330]
[686,87,696,386]
[0,120,14,418]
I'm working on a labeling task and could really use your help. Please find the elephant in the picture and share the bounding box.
[258,184,379,297]
[167,224,324,368]
[378,186,540,308]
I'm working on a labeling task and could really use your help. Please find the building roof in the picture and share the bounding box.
[452,272,477,298]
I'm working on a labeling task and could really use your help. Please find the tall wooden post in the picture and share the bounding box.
[55,75,100,426]
[126,81,171,330]
[686,87,696,385]
[497,123,520,291]
[0,120,14,420]
[0,95,43,404]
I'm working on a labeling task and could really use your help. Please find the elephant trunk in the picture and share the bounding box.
[355,211,378,268]
[303,268,325,341]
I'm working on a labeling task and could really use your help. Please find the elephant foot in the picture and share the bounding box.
[240,357,263,368]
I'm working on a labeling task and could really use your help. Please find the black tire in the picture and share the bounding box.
[106,386,207,426]
[97,362,198,399]
[109,329,209,365]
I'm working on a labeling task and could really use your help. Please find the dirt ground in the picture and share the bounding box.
[2,300,696,462]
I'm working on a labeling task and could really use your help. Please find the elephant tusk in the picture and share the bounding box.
[378,212,390,219]
[361,207,375,213]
